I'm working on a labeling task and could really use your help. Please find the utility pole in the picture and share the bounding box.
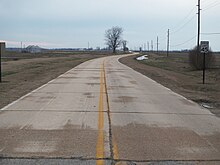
[147,42,149,52]
[197,1,201,50]
[197,0,201,61]
[21,41,22,52]
[157,36,159,54]
[151,40,153,52]
[0,42,5,83]
[167,29,170,57]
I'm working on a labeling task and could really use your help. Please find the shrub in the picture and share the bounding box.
[189,46,215,70]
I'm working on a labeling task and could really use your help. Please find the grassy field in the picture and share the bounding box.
[120,52,220,117]
[0,50,110,109]
[1,50,219,116]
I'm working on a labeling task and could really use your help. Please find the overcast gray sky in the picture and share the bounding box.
[0,0,220,51]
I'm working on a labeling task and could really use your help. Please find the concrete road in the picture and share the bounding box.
[0,54,220,165]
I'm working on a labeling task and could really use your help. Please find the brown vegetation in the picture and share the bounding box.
[0,51,108,109]
[189,46,215,70]
[119,52,220,117]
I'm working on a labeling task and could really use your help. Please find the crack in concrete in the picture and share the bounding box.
[0,156,220,162]
[1,110,215,116]
[103,61,115,165]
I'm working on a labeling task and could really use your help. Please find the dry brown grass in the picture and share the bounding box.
[0,51,109,108]
[120,52,220,117]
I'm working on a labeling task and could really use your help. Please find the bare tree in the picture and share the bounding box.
[105,26,123,53]
[122,40,128,52]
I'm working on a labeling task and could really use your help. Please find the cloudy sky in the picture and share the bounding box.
[0,0,220,51]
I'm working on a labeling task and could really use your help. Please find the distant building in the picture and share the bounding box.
[25,45,42,53]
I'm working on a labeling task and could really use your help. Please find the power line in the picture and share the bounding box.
[201,0,219,8]
[202,0,219,8]
[170,15,196,35]
[171,7,196,31]
[170,35,197,47]
[201,0,217,6]
[158,0,220,51]
[157,6,197,39]
[169,0,219,49]
[201,32,220,35]
[201,0,220,12]
[160,34,167,43]
[203,1,220,11]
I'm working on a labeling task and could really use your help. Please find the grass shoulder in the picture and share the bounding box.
[120,52,220,117]
[0,51,109,109]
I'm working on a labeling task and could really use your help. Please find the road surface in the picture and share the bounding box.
[0,54,220,164]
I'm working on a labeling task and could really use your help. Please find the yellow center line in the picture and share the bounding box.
[96,61,120,164]
[96,63,104,165]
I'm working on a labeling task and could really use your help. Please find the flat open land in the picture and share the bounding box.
[0,51,109,109]
[120,52,220,117]
[0,54,219,164]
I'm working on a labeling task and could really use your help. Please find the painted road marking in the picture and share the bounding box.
[96,63,104,165]
[96,61,120,164]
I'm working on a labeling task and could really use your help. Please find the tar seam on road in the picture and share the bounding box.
[1,156,220,162]
[103,61,119,163]
[2,110,216,116]
[96,63,105,165]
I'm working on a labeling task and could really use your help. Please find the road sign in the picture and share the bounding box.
[200,41,209,53]
[200,41,209,84]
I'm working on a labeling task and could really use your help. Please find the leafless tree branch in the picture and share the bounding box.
[105,26,123,53]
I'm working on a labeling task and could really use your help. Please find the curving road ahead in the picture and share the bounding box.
[0,54,220,164]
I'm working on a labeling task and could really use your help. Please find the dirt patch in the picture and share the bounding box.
[112,123,220,161]
[113,96,136,103]
[119,52,220,117]
[0,126,98,158]
[0,51,108,109]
